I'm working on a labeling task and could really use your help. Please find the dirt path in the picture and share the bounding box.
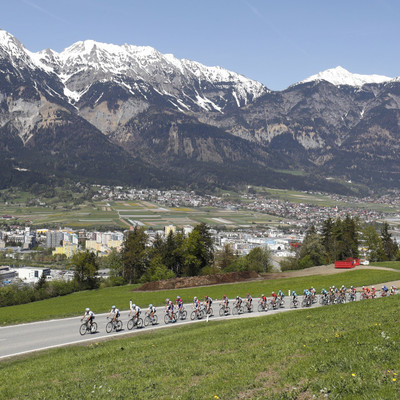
[262,264,399,280]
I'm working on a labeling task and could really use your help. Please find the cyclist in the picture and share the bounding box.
[235,295,243,309]
[129,303,141,322]
[176,296,183,313]
[350,286,356,300]
[193,296,201,317]
[81,307,95,328]
[204,295,213,314]
[259,293,267,309]
[371,286,377,299]
[271,291,278,307]
[339,285,347,301]
[245,293,253,310]
[390,285,397,295]
[221,294,229,313]
[107,305,120,326]
[381,285,389,297]
[303,289,311,306]
[165,298,175,322]
[148,303,156,322]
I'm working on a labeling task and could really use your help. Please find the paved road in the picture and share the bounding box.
[0,293,391,360]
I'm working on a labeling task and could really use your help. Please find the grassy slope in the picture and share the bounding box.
[1,269,399,326]
[1,296,399,399]
[370,261,400,271]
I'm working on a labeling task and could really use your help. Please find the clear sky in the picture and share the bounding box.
[1,0,399,90]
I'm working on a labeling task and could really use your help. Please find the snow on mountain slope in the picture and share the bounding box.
[30,39,267,110]
[300,66,392,87]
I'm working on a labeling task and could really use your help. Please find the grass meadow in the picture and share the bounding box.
[1,269,399,326]
[1,295,399,399]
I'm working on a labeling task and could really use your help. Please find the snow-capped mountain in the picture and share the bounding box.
[31,39,268,112]
[2,28,400,193]
[299,66,392,87]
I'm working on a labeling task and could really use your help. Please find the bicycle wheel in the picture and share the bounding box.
[181,310,187,320]
[90,322,97,333]
[279,299,285,307]
[144,316,150,326]
[232,306,238,315]
[127,319,134,330]
[208,307,213,316]
[164,314,170,324]
[79,323,87,336]
[153,314,158,324]
[137,318,143,328]
[190,311,196,320]
[219,307,225,316]
[106,321,113,333]
[116,320,123,331]
[257,304,263,312]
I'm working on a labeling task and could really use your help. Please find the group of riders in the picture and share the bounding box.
[80,284,397,330]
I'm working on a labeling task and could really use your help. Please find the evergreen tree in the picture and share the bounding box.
[380,223,398,261]
[121,227,148,283]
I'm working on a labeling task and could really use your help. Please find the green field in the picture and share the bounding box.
[1,269,399,326]
[370,261,400,271]
[1,295,399,399]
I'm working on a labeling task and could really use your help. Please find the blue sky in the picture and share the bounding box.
[2,0,399,90]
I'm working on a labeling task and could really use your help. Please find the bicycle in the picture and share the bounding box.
[289,298,299,309]
[301,296,312,308]
[127,315,143,330]
[232,303,244,315]
[277,297,285,308]
[268,299,280,310]
[244,301,253,313]
[257,301,269,312]
[190,308,204,320]
[219,304,231,316]
[105,317,123,333]
[79,319,97,335]
[201,304,213,317]
[164,310,178,324]
[176,307,188,320]
[144,311,158,326]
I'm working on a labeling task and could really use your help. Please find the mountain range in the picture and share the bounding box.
[1,28,399,195]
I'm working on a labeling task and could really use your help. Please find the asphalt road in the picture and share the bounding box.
[0,293,390,360]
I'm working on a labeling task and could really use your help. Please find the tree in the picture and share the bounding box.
[215,243,237,271]
[71,251,99,289]
[100,248,123,278]
[362,225,384,262]
[182,224,214,276]
[296,225,328,268]
[121,227,148,283]
[380,223,398,261]
[246,247,272,273]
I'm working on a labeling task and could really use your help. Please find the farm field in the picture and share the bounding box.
[1,268,399,326]
[1,294,399,399]
[0,199,284,230]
